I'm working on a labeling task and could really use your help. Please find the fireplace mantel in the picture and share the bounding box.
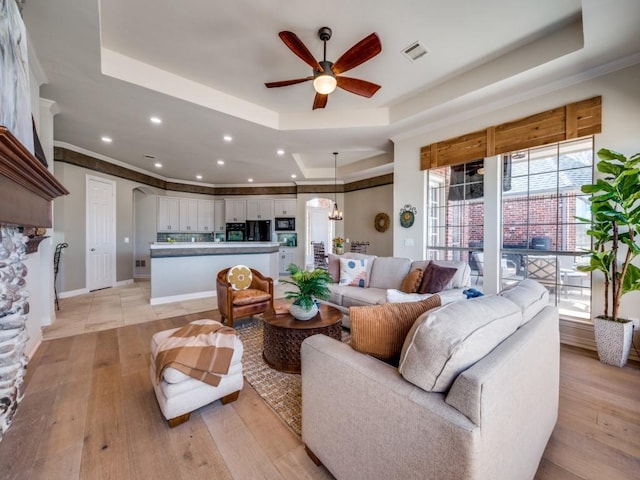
[0,126,68,227]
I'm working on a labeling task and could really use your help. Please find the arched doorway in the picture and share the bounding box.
[305,197,334,267]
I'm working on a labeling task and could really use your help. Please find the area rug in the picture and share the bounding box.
[236,318,350,436]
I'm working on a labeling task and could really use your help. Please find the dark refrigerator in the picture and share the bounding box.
[245,220,271,242]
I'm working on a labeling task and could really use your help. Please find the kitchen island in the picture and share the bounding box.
[149,242,280,305]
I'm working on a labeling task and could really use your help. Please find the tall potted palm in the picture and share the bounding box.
[280,264,333,320]
[577,148,640,366]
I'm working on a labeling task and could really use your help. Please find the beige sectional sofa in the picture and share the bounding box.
[301,279,559,480]
[322,253,471,327]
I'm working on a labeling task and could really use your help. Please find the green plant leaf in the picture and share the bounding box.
[597,160,622,176]
[622,263,640,294]
[597,148,627,163]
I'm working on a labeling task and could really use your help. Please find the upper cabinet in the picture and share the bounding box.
[197,199,215,232]
[214,200,225,231]
[157,197,180,232]
[246,199,274,220]
[179,198,199,231]
[274,199,297,217]
[225,199,246,223]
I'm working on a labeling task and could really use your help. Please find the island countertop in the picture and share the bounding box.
[150,241,281,258]
[149,242,280,304]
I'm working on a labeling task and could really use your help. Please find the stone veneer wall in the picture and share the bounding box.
[0,225,29,442]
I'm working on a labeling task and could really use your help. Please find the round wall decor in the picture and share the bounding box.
[399,204,417,228]
[374,212,390,232]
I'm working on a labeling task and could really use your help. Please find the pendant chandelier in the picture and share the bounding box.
[328,152,343,221]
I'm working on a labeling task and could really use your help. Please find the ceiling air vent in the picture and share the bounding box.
[144,154,156,159]
[402,41,428,62]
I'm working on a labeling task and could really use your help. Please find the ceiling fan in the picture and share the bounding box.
[265,27,382,110]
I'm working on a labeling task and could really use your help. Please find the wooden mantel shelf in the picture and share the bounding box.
[0,126,69,227]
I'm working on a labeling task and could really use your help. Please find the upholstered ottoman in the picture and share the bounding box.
[149,319,244,427]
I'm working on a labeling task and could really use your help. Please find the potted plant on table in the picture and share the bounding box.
[332,237,345,255]
[280,264,333,320]
[577,148,640,367]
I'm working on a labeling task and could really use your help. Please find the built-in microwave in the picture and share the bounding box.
[274,217,295,231]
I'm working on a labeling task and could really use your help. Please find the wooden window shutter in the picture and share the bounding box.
[420,96,601,170]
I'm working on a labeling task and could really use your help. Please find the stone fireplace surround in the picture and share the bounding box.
[0,126,67,441]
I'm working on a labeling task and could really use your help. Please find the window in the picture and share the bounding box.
[501,138,593,319]
[426,137,594,320]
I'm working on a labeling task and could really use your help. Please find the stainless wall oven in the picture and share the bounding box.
[225,223,246,241]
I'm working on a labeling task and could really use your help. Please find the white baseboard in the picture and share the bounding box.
[134,274,150,279]
[114,279,134,287]
[27,339,42,360]
[560,317,640,362]
[150,290,216,306]
[59,288,89,299]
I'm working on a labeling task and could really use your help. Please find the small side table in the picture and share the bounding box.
[262,304,342,374]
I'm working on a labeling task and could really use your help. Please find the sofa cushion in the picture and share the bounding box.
[410,260,471,289]
[399,268,423,293]
[399,295,522,393]
[339,258,368,287]
[327,253,341,282]
[341,287,387,308]
[350,296,442,362]
[417,263,458,294]
[386,289,434,303]
[232,289,271,306]
[342,253,376,287]
[499,279,549,325]
[368,257,412,289]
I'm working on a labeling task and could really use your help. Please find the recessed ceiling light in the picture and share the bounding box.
[277,149,285,156]
[248,178,253,183]
[101,136,112,143]
[154,162,162,168]
[217,159,225,165]
[150,116,162,124]
[196,175,203,180]
[223,135,233,142]
[291,174,297,178]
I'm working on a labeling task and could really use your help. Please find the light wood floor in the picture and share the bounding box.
[1,303,639,478]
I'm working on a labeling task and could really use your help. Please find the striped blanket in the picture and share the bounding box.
[155,320,238,387]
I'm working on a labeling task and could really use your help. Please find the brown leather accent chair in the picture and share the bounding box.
[216,268,274,327]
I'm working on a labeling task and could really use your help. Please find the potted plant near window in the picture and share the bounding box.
[577,148,640,367]
[280,264,333,320]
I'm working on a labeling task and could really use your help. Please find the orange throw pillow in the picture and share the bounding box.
[400,268,423,293]
[349,295,442,363]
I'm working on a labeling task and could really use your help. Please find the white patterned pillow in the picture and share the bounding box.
[339,258,368,288]
[386,289,434,303]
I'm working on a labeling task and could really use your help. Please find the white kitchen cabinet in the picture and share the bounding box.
[157,196,180,232]
[179,198,199,232]
[274,199,297,217]
[197,199,215,232]
[225,199,246,223]
[279,248,296,274]
[214,200,226,231]
[246,199,274,220]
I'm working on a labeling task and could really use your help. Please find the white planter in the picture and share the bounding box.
[593,317,633,367]
[289,303,318,321]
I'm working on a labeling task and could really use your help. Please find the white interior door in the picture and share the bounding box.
[306,201,333,266]
[86,175,116,291]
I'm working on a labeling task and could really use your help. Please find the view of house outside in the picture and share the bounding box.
[426,137,593,320]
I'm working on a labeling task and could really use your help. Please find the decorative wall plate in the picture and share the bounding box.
[399,204,417,228]
[374,212,390,232]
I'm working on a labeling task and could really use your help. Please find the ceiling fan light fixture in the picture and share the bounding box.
[313,73,337,95]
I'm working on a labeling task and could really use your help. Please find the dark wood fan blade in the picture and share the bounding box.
[265,77,313,88]
[332,33,381,75]
[313,93,328,110]
[336,76,381,98]
[279,31,322,71]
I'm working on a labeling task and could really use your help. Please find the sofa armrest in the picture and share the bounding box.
[301,335,478,480]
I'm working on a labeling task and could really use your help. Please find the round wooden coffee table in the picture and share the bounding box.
[262,304,342,374]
